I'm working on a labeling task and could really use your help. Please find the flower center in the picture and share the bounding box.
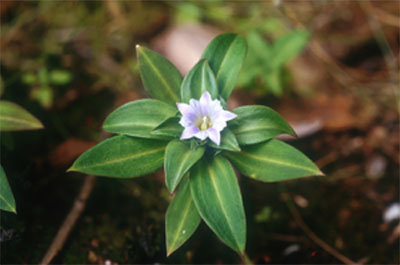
[196,116,212,131]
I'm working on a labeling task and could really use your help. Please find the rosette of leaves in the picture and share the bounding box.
[70,33,323,257]
[0,100,44,213]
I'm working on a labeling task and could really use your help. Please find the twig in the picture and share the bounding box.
[283,193,358,265]
[40,175,97,265]
[365,4,400,28]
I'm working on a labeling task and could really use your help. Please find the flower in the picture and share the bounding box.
[176,91,237,145]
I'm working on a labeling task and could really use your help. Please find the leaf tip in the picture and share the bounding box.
[317,169,325,176]
[36,121,45,130]
[66,166,76,173]
[8,206,17,214]
[289,127,298,138]
[165,181,176,194]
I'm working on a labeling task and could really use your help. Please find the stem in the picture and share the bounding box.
[40,175,96,265]
[240,252,253,265]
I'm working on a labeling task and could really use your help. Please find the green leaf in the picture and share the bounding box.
[190,156,246,253]
[49,69,72,85]
[136,46,182,105]
[166,177,201,256]
[230,105,295,145]
[31,86,53,109]
[0,100,44,131]
[264,69,283,96]
[270,30,310,67]
[209,128,240,152]
[201,33,247,100]
[151,117,183,139]
[225,139,323,182]
[181,59,218,102]
[0,165,16,213]
[237,31,269,88]
[164,140,205,193]
[247,31,271,61]
[69,135,167,178]
[22,73,37,85]
[103,99,177,140]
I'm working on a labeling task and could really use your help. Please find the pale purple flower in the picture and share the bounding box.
[176,92,237,145]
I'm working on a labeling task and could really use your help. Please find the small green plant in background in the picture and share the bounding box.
[0,99,44,213]
[69,33,322,261]
[173,2,310,97]
[22,67,72,109]
[237,30,310,96]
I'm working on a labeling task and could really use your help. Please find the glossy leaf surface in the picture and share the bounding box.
[209,128,240,152]
[0,166,16,213]
[225,139,323,182]
[201,33,247,100]
[69,135,166,178]
[190,156,246,252]
[181,59,218,102]
[136,46,182,105]
[103,99,177,139]
[151,117,183,139]
[230,105,295,145]
[164,140,205,193]
[166,178,201,256]
[0,100,43,131]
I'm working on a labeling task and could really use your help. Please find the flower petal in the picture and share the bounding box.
[194,130,208,141]
[180,126,199,140]
[207,127,221,145]
[212,120,227,131]
[220,110,237,121]
[200,91,212,105]
[177,103,193,117]
[200,92,212,115]
[177,103,198,127]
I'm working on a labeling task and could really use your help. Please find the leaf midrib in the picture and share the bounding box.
[232,150,316,173]
[232,125,287,135]
[169,194,193,251]
[0,116,41,128]
[140,50,179,102]
[104,122,156,129]
[207,159,239,249]
[169,149,192,190]
[215,37,236,82]
[0,192,15,212]
[76,146,165,170]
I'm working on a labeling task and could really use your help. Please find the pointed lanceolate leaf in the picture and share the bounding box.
[181,59,218,102]
[166,177,201,256]
[69,135,167,178]
[151,117,183,139]
[209,128,240,152]
[165,140,205,193]
[230,105,295,145]
[270,30,310,68]
[136,46,182,105]
[225,139,323,182]
[0,165,16,213]
[103,99,177,140]
[0,100,43,131]
[190,156,246,253]
[264,69,283,96]
[201,33,247,100]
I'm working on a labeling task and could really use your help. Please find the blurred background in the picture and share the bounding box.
[0,1,399,264]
